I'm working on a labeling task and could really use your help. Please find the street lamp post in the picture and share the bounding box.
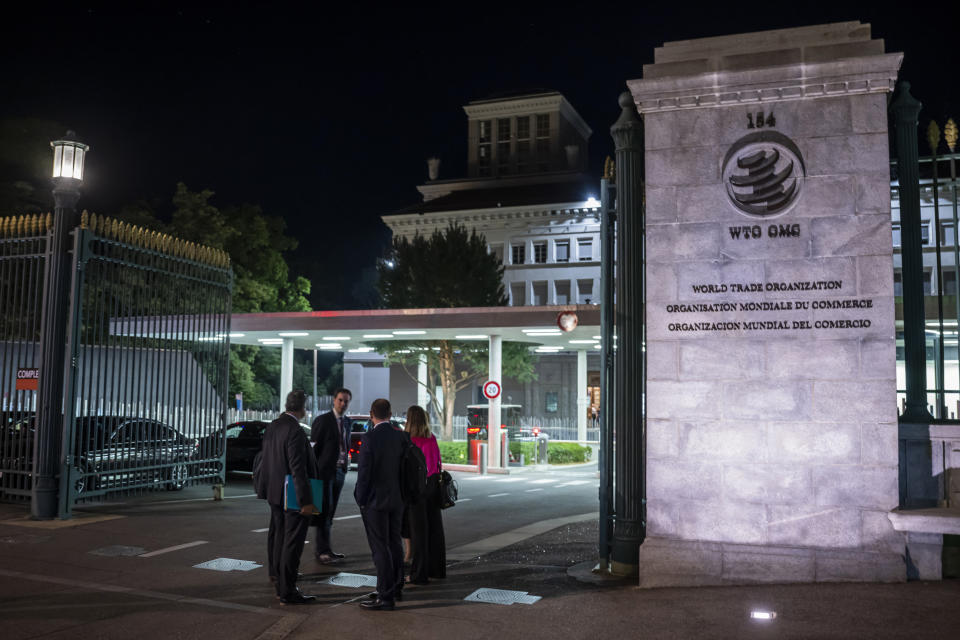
[32,131,89,519]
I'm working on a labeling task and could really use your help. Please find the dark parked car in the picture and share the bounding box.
[223,420,311,473]
[71,416,200,494]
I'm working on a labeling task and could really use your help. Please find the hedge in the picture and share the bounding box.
[438,441,467,464]
[438,440,592,465]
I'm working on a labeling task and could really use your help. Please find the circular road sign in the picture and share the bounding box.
[557,311,579,332]
[483,380,501,400]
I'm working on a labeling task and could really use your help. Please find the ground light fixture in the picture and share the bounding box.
[316,343,341,350]
[51,131,89,180]
[750,610,776,620]
[258,338,283,345]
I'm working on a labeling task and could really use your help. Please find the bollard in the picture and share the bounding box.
[501,432,509,468]
[478,443,488,475]
[212,484,224,501]
[537,437,548,465]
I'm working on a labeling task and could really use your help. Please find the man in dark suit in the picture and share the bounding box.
[310,387,352,563]
[354,398,406,611]
[255,390,319,605]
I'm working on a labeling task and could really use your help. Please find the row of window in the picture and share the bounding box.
[509,279,595,306]
[498,238,594,265]
[892,221,955,246]
[893,268,958,296]
[477,114,551,176]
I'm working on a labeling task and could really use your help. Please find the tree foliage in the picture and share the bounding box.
[374,223,535,439]
[116,183,312,406]
[378,222,506,308]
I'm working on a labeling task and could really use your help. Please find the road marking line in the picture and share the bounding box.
[529,479,557,484]
[139,540,208,558]
[251,528,269,533]
[458,498,472,502]
[447,512,598,561]
[525,488,544,493]
[140,493,258,506]
[464,477,488,481]
[333,514,362,521]
[0,568,288,617]
[487,493,509,498]
[494,478,523,483]
[555,480,591,487]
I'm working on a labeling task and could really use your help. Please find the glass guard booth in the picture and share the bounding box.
[465,404,522,464]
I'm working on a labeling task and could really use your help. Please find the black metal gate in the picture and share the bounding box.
[0,215,49,503]
[0,211,233,516]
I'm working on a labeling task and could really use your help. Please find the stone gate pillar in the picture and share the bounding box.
[628,22,906,586]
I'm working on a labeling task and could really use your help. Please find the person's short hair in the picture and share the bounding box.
[405,405,431,438]
[370,398,391,421]
[332,387,352,400]
[285,389,307,412]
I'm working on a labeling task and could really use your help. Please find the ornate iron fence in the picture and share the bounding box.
[0,212,233,516]
[0,215,49,503]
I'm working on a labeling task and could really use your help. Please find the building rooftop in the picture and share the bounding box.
[390,176,598,216]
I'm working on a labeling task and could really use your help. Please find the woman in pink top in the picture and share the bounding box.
[404,405,446,584]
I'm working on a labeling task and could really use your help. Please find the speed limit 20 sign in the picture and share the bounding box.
[482,380,501,400]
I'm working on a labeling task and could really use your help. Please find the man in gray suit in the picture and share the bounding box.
[256,390,319,605]
[354,398,406,611]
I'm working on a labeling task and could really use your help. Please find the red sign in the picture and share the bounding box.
[482,380,501,400]
[16,368,39,391]
[557,311,578,332]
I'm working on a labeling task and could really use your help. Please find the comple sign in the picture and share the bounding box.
[16,368,39,391]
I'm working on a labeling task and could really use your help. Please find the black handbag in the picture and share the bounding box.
[439,470,457,509]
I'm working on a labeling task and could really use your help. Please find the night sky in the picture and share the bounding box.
[2,3,957,309]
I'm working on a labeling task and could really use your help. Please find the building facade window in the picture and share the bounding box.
[510,282,526,306]
[545,391,559,413]
[489,243,504,264]
[577,279,594,304]
[533,242,547,264]
[555,280,570,305]
[497,118,511,141]
[479,120,491,143]
[532,281,547,305]
[555,240,569,262]
[922,221,930,245]
[497,142,511,174]
[943,269,957,295]
[536,114,550,171]
[516,116,530,140]
[478,144,491,177]
[511,243,525,265]
[893,270,902,297]
[578,238,593,261]
[923,269,932,294]
[941,221,955,246]
[892,223,901,246]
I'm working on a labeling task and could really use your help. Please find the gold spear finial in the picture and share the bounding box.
[603,156,616,182]
[45,213,53,231]
[945,118,958,153]
[80,210,88,229]
[927,120,942,156]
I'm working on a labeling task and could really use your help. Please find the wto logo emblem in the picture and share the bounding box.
[722,131,805,217]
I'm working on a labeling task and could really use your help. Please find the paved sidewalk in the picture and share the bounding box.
[2,501,959,639]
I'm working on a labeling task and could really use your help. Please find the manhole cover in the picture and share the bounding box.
[89,545,146,557]
[324,572,378,588]
[193,558,262,572]
[464,588,541,606]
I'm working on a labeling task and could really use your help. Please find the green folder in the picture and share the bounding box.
[284,475,323,512]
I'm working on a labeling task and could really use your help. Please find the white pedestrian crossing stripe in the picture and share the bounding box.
[555,480,592,487]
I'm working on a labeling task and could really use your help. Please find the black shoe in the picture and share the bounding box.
[279,589,317,605]
[327,551,345,559]
[360,597,395,611]
[315,552,342,564]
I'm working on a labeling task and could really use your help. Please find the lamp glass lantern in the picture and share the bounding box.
[50,133,90,181]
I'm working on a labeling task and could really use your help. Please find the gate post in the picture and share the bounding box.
[609,91,645,576]
[892,82,934,424]
[32,175,83,519]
